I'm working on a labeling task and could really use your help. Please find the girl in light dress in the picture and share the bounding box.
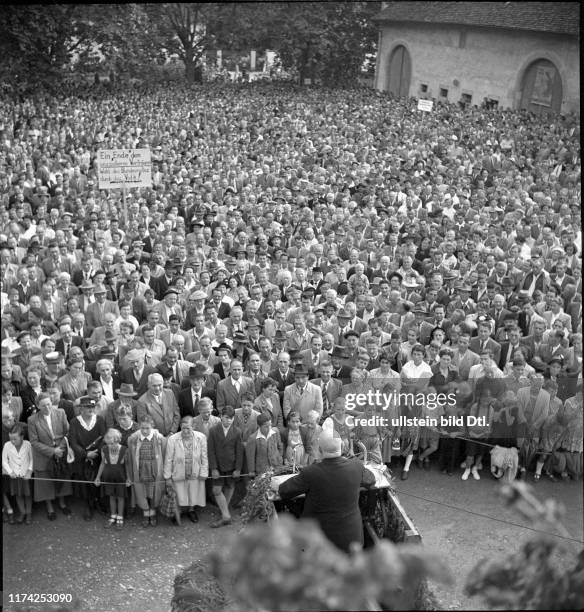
[2,424,33,524]
[282,412,307,468]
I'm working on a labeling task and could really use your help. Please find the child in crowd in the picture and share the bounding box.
[2,423,33,524]
[95,428,130,529]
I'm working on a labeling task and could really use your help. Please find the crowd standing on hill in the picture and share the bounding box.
[0,82,581,529]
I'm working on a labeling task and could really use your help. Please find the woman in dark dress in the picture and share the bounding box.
[68,395,106,520]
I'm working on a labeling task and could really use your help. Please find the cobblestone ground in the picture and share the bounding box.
[3,469,582,611]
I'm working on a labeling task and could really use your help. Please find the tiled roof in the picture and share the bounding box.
[374,2,579,36]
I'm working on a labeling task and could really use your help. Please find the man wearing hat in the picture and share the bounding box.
[157,288,183,327]
[178,363,213,419]
[120,348,157,397]
[277,434,376,553]
[329,345,352,384]
[151,259,177,301]
[42,351,64,385]
[282,363,323,422]
[86,284,119,330]
[136,373,180,437]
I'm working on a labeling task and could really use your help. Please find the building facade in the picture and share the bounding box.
[374,2,579,115]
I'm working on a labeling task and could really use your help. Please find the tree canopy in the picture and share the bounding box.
[0,2,382,90]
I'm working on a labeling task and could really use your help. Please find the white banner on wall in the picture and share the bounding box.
[417,99,434,112]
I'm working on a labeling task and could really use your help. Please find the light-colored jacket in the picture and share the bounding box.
[283,382,323,421]
[136,389,180,436]
[163,431,208,481]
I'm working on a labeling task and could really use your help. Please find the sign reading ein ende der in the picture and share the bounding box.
[97,149,152,189]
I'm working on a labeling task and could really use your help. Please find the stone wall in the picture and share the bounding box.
[375,22,580,114]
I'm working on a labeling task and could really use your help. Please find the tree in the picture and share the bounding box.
[142,3,224,83]
[209,2,382,85]
[0,5,164,92]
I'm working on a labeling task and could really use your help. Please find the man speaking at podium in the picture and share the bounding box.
[277,435,376,553]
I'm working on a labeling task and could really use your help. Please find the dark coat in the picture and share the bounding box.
[207,423,244,473]
[278,457,376,553]
[177,387,213,419]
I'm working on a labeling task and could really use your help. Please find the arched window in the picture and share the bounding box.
[519,59,563,115]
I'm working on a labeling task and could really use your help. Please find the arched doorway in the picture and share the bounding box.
[387,45,411,98]
[519,59,563,115]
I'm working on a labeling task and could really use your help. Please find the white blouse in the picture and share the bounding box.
[2,440,34,477]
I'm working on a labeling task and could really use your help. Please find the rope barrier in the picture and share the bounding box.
[449,436,553,455]
[396,489,584,545]
[15,472,269,486]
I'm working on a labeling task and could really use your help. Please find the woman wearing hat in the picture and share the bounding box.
[104,383,139,428]
[68,396,107,520]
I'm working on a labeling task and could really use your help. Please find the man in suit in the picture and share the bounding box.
[10,266,41,304]
[543,297,573,332]
[519,255,549,297]
[150,260,176,301]
[469,320,501,365]
[358,317,391,349]
[120,349,157,397]
[536,330,573,367]
[329,345,353,384]
[72,256,96,288]
[192,398,221,437]
[85,284,119,330]
[550,260,575,292]
[278,435,376,553]
[233,395,261,446]
[283,363,323,422]
[178,364,213,418]
[216,359,255,412]
[268,351,296,404]
[498,327,525,371]
[136,373,180,436]
[517,299,546,337]
[40,242,73,278]
[310,361,343,421]
[451,332,481,381]
[162,346,191,387]
[263,309,293,341]
[207,406,244,527]
[245,352,267,395]
[118,281,149,324]
[87,313,118,351]
[520,320,547,367]
[160,314,193,354]
[489,294,511,333]
[299,334,330,378]
[54,321,85,360]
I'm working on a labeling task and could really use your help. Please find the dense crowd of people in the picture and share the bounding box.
[0,81,581,530]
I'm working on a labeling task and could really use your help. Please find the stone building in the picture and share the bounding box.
[373,2,579,114]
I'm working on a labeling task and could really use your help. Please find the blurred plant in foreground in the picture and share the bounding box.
[465,482,584,610]
[208,515,451,611]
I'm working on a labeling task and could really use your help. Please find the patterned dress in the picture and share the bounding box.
[138,438,157,499]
